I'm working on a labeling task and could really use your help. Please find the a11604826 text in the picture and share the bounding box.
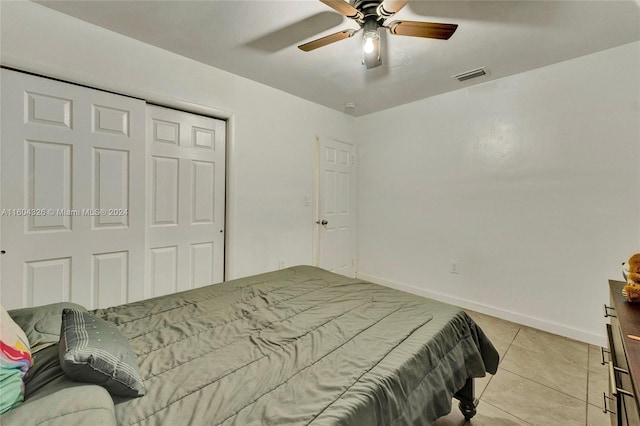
[1,208,128,217]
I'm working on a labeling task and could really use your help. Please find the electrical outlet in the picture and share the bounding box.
[450,261,460,274]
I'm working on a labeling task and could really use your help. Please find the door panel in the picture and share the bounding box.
[92,251,129,308]
[146,105,225,297]
[317,138,356,277]
[151,156,180,225]
[93,148,130,228]
[26,140,73,231]
[25,257,71,307]
[0,69,146,309]
[149,245,179,297]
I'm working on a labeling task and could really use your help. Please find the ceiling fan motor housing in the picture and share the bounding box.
[353,0,386,23]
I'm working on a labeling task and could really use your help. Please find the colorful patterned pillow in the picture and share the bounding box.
[1,305,32,414]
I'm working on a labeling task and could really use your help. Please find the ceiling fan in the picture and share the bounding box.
[298,0,458,69]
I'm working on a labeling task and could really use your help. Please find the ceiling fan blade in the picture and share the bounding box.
[319,0,364,20]
[388,21,458,40]
[298,30,355,52]
[378,0,410,18]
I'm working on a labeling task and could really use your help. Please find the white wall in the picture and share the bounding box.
[356,41,640,346]
[0,1,355,279]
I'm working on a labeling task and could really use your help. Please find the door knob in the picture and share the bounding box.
[316,220,328,225]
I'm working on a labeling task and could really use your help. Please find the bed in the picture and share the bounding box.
[3,265,498,425]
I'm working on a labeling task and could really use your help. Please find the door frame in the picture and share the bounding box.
[313,136,358,276]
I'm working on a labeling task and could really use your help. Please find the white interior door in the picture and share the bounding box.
[146,105,226,297]
[0,69,146,309]
[316,138,356,277]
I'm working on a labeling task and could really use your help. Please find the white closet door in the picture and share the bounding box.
[0,69,146,309]
[146,105,225,297]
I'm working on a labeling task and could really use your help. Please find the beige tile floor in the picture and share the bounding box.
[433,310,610,426]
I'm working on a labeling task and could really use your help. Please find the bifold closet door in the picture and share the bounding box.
[146,105,225,297]
[0,69,146,309]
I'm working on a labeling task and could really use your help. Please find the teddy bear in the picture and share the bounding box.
[622,253,640,302]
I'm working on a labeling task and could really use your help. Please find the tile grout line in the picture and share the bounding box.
[497,366,590,406]
[479,325,542,425]
[499,328,591,404]
[477,325,521,401]
[480,400,535,426]
[496,366,589,405]
[484,367,591,425]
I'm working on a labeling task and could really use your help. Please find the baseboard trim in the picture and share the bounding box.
[357,272,606,347]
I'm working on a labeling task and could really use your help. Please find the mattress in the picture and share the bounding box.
[94,265,498,425]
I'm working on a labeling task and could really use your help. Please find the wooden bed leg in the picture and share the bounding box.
[454,378,478,421]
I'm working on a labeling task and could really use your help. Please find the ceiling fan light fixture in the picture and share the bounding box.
[362,18,381,69]
[363,31,378,54]
[362,17,380,54]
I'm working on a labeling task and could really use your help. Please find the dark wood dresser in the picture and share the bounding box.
[604,280,640,426]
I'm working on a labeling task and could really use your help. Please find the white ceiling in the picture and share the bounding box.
[37,0,640,116]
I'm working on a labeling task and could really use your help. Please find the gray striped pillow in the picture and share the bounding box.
[58,309,145,397]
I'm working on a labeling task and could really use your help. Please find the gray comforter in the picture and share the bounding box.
[93,266,498,425]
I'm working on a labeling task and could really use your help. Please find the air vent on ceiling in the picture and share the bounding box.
[454,68,487,82]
